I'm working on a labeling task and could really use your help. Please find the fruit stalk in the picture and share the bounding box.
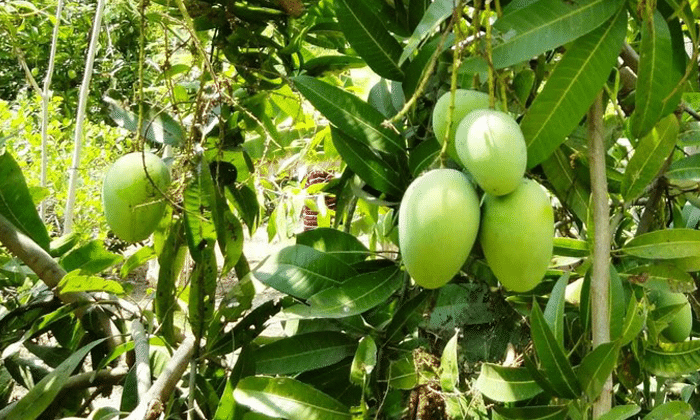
[588,93,612,416]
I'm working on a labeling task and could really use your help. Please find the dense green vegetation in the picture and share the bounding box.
[1,1,700,419]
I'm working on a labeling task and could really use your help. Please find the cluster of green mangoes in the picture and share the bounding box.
[399,89,553,293]
[102,152,170,243]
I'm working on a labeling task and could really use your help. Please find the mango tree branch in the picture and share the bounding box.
[588,93,612,417]
[131,319,152,400]
[0,212,121,351]
[124,335,197,420]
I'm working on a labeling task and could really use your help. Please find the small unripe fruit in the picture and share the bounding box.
[650,290,693,342]
[399,169,480,289]
[432,89,491,162]
[102,152,170,242]
[480,179,553,293]
[456,109,527,196]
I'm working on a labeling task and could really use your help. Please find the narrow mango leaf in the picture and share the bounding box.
[292,76,404,155]
[621,228,700,259]
[284,266,402,318]
[233,376,351,420]
[530,301,581,399]
[388,353,417,390]
[492,405,568,420]
[0,152,50,251]
[60,239,123,275]
[57,270,124,295]
[544,274,569,347]
[462,0,624,74]
[576,342,619,401]
[120,246,156,278]
[254,245,358,299]
[155,218,186,342]
[541,148,590,222]
[475,364,543,402]
[641,340,700,377]
[629,10,684,139]
[440,330,459,392]
[335,0,403,81]
[302,55,367,77]
[213,346,254,420]
[553,237,589,257]
[331,128,405,197]
[350,335,377,386]
[5,339,106,420]
[398,0,453,64]
[666,154,700,182]
[296,227,369,265]
[255,332,356,375]
[625,263,696,293]
[609,265,626,341]
[105,98,185,147]
[384,290,430,343]
[189,245,218,338]
[618,297,647,347]
[522,352,560,398]
[408,138,440,177]
[622,114,679,201]
[521,7,626,168]
[597,405,641,420]
[183,165,217,263]
[641,401,693,420]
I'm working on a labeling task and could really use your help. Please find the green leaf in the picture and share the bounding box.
[597,405,641,420]
[576,342,618,400]
[0,152,50,251]
[403,33,454,97]
[622,114,679,201]
[296,228,369,265]
[330,128,405,197]
[255,332,356,375]
[228,183,260,234]
[543,274,568,347]
[609,265,626,341]
[398,0,453,65]
[105,97,185,147]
[641,401,693,420]
[292,76,404,155]
[427,283,495,331]
[541,147,590,222]
[629,10,684,139]
[350,335,377,386]
[462,0,624,74]
[335,0,403,80]
[384,290,430,343]
[284,266,402,318]
[666,154,700,183]
[641,340,700,377]
[520,7,626,168]
[60,240,123,275]
[254,245,358,300]
[475,364,543,402]
[233,376,351,420]
[408,138,441,177]
[440,330,459,392]
[530,301,581,398]
[155,218,186,342]
[553,237,589,257]
[625,263,696,293]
[388,353,417,389]
[120,246,156,278]
[492,405,567,420]
[58,270,124,295]
[621,228,700,259]
[183,166,217,263]
[5,339,105,420]
[618,297,647,347]
[189,244,217,338]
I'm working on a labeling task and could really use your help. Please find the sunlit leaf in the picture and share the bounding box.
[597,405,641,420]
[475,364,543,402]
[335,0,403,80]
[440,330,459,392]
[462,0,624,74]
[296,228,369,265]
[399,0,454,64]
[617,297,647,347]
[521,7,626,168]
[233,376,351,420]
[641,340,700,377]
[576,342,618,400]
[543,274,568,347]
[255,332,356,375]
[58,270,124,295]
[641,401,693,420]
[60,240,123,275]
[621,229,700,259]
[0,152,50,251]
[350,335,377,386]
[622,114,679,201]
